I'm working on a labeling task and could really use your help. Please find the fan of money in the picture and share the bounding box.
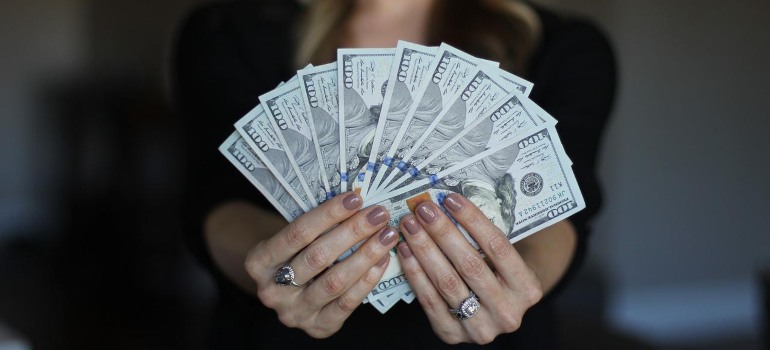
[219,41,585,313]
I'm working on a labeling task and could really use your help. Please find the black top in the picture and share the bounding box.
[173,1,616,349]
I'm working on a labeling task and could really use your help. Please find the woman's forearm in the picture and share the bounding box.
[204,201,288,294]
[513,220,577,294]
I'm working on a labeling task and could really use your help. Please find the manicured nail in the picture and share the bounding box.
[379,227,397,245]
[343,193,362,210]
[398,243,413,258]
[377,255,389,268]
[403,217,421,235]
[416,203,437,224]
[444,194,463,212]
[367,207,388,226]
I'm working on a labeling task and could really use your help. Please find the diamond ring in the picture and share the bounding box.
[449,291,480,320]
[274,265,306,287]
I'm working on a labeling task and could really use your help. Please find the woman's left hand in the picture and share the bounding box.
[396,193,543,345]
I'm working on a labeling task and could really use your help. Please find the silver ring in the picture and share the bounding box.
[449,291,480,320]
[274,265,305,287]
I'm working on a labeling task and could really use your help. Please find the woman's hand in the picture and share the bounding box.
[243,192,399,338]
[396,193,544,345]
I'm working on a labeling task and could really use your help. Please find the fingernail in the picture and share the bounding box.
[379,227,397,245]
[398,243,413,258]
[444,195,463,212]
[403,217,421,236]
[343,193,362,210]
[416,203,437,224]
[376,255,389,268]
[367,207,388,226]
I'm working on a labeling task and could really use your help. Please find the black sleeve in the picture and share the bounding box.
[171,2,296,276]
[527,17,618,296]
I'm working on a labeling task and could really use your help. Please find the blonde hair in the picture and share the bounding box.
[294,0,539,74]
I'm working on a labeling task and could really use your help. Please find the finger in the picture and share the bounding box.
[255,192,364,268]
[302,226,399,307]
[314,254,391,335]
[396,242,466,344]
[399,213,473,311]
[441,193,529,287]
[399,242,501,345]
[411,202,502,305]
[288,205,389,284]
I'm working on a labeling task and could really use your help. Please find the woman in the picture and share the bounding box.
[174,0,615,348]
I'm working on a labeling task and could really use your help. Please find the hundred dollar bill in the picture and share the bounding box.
[337,48,395,194]
[219,132,305,221]
[371,65,533,197]
[361,190,459,304]
[370,43,495,194]
[371,126,584,249]
[359,42,437,198]
[298,63,340,198]
[496,69,534,98]
[401,290,415,303]
[370,287,408,314]
[234,104,315,211]
[380,92,549,195]
[259,79,327,205]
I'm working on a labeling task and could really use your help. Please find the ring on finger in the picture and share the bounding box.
[449,291,480,320]
[274,264,309,287]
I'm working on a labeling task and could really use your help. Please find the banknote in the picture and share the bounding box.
[371,65,532,196]
[298,63,341,198]
[219,132,304,221]
[259,79,327,205]
[234,104,315,210]
[371,126,584,248]
[369,43,493,194]
[359,42,438,198]
[496,69,534,97]
[379,92,549,195]
[219,41,585,313]
[369,287,406,314]
[337,48,395,193]
[363,189,452,307]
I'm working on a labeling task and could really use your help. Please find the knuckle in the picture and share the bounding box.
[472,329,497,345]
[304,245,332,271]
[359,243,382,264]
[256,287,277,309]
[349,213,374,241]
[247,243,268,266]
[458,253,486,281]
[334,294,360,314]
[487,234,513,259]
[499,312,522,333]
[522,279,543,305]
[320,202,341,224]
[277,311,298,328]
[430,221,455,240]
[410,237,433,254]
[362,263,384,285]
[416,291,442,313]
[401,260,426,281]
[305,327,332,339]
[437,329,463,345]
[243,249,263,280]
[459,210,486,231]
[321,269,348,297]
[436,272,462,296]
[285,224,312,250]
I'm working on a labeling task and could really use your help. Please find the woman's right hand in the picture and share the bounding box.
[244,192,398,338]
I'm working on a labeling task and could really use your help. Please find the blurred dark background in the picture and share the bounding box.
[0,0,768,349]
